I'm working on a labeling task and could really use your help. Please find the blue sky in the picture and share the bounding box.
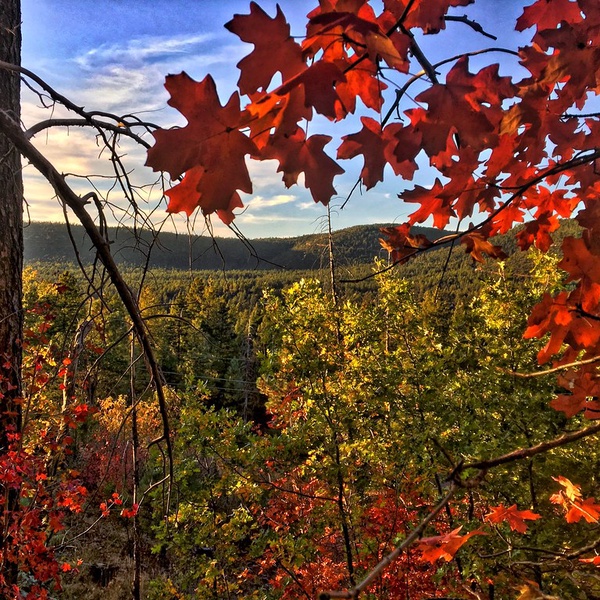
[20,0,528,239]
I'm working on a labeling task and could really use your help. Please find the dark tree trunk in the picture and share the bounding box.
[0,0,23,587]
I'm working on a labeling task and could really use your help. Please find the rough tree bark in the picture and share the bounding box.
[0,0,23,587]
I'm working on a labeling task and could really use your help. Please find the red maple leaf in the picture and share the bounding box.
[335,58,387,113]
[403,179,456,229]
[337,117,389,189]
[263,128,344,205]
[304,1,379,62]
[414,57,508,159]
[384,122,422,179]
[225,3,305,95]
[146,73,256,222]
[485,504,542,533]
[120,504,139,519]
[245,87,311,149]
[48,512,65,533]
[380,222,433,263]
[417,527,483,563]
[461,232,507,263]
[516,214,560,252]
[276,62,346,120]
[559,235,600,312]
[383,0,474,34]
[554,368,600,419]
[536,23,600,105]
[516,0,583,33]
[308,11,405,69]
[550,393,588,419]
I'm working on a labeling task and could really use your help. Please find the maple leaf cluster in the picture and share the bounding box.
[550,476,600,524]
[146,0,478,223]
[147,1,600,414]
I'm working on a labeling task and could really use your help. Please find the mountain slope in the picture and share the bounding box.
[24,222,446,271]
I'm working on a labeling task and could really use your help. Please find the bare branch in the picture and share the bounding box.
[444,15,498,40]
[0,107,174,512]
[0,60,159,147]
[25,117,151,147]
[462,421,600,472]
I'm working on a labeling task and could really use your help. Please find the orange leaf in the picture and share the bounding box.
[552,476,582,502]
[550,476,600,523]
[566,497,600,524]
[335,58,387,113]
[485,504,541,533]
[417,526,483,563]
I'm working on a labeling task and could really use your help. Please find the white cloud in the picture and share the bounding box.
[247,194,296,209]
[23,33,247,119]
[298,200,320,211]
[239,213,316,224]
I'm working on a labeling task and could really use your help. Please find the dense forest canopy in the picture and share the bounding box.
[2,0,600,599]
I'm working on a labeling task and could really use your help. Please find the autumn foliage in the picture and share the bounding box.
[144,0,600,596]
[5,0,600,597]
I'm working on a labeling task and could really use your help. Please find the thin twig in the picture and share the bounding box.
[503,354,600,378]
[443,15,498,40]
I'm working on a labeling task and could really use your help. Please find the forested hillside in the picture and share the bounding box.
[20,229,596,599]
[24,221,448,271]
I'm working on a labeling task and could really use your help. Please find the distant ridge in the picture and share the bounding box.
[24,222,448,271]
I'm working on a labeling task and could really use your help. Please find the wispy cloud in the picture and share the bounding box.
[50,34,245,116]
[74,34,218,69]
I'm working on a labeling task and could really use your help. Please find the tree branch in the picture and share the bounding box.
[443,15,498,40]
[342,147,600,284]
[0,60,159,146]
[25,117,151,147]
[0,107,174,513]
[504,354,600,378]
[461,421,600,472]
